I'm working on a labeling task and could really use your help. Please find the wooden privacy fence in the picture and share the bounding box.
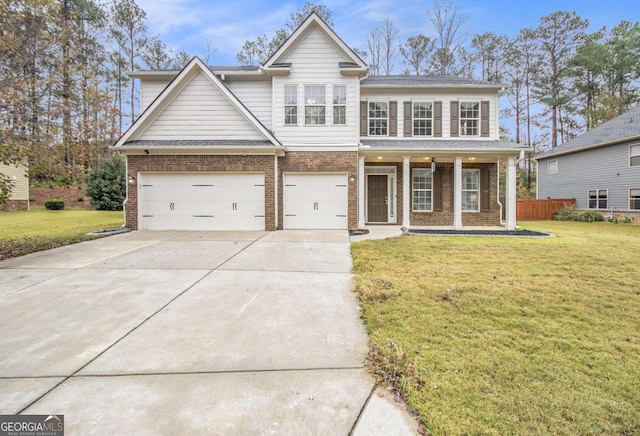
[517,198,576,220]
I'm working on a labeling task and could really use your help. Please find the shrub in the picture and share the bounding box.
[44,199,65,210]
[86,155,125,211]
[553,208,604,222]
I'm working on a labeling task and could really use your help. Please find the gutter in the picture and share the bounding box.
[535,134,640,160]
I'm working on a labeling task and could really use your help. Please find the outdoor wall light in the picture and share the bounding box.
[128,175,136,184]
[468,156,477,161]
[348,173,356,182]
[431,157,436,173]
[144,149,150,155]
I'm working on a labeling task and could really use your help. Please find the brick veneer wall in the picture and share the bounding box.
[0,200,29,212]
[278,151,358,230]
[125,154,276,230]
[30,186,92,209]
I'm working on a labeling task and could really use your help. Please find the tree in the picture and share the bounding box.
[365,27,383,75]
[236,3,332,66]
[365,18,398,75]
[604,21,640,112]
[428,1,468,75]
[400,35,435,75]
[86,154,125,210]
[471,32,507,82]
[142,35,172,70]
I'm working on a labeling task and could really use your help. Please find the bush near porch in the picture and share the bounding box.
[352,221,640,435]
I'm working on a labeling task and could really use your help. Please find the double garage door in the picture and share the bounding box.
[137,173,348,231]
[138,173,265,231]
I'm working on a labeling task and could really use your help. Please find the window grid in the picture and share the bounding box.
[588,189,608,209]
[548,159,558,174]
[284,85,297,125]
[630,188,640,210]
[462,169,480,211]
[630,144,640,167]
[413,102,433,136]
[304,85,326,125]
[369,102,388,136]
[412,168,433,212]
[333,85,346,125]
[460,102,479,136]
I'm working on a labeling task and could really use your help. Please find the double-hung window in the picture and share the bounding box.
[630,188,640,210]
[333,85,346,125]
[304,85,325,125]
[460,102,480,136]
[462,169,480,211]
[588,189,608,209]
[413,102,433,136]
[369,102,388,135]
[412,169,432,211]
[630,144,640,167]
[284,85,297,125]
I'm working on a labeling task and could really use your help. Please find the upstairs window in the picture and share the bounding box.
[548,159,558,174]
[369,102,388,135]
[588,189,607,209]
[460,102,479,136]
[333,86,346,125]
[630,144,640,167]
[304,85,326,125]
[412,168,433,211]
[630,188,640,210]
[284,85,297,125]
[413,102,433,136]
[462,169,480,211]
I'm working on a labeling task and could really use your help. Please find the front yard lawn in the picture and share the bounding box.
[352,221,640,435]
[0,207,123,260]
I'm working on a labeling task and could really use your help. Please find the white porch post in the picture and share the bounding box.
[454,156,463,230]
[402,156,410,228]
[506,155,517,230]
[358,156,365,228]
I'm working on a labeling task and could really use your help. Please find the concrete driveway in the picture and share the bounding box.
[0,230,417,434]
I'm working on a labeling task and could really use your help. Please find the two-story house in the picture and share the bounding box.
[113,12,525,231]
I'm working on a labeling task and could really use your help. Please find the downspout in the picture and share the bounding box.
[120,151,128,228]
[496,160,504,226]
[274,154,278,231]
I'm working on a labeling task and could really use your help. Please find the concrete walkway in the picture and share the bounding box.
[0,230,417,434]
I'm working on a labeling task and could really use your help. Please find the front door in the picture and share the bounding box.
[367,175,388,222]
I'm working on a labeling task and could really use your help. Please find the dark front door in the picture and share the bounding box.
[367,175,388,222]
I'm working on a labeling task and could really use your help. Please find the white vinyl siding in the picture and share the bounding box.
[369,102,388,136]
[140,72,264,141]
[0,164,28,201]
[413,102,433,136]
[226,80,273,129]
[631,144,640,167]
[412,168,432,211]
[305,85,326,125]
[284,85,297,125]
[630,188,640,210]
[460,102,480,136]
[333,85,346,125]
[588,189,608,209]
[140,80,170,112]
[462,169,480,211]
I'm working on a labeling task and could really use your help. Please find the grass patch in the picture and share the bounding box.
[0,207,124,260]
[352,221,640,435]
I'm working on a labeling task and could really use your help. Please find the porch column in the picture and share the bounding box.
[454,156,463,230]
[506,155,517,230]
[358,156,365,228]
[402,156,410,228]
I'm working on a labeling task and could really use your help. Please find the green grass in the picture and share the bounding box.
[0,207,124,259]
[352,221,640,435]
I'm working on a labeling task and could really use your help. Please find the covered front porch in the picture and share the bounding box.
[356,150,520,231]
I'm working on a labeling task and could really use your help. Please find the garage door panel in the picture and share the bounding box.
[283,174,348,230]
[138,173,265,231]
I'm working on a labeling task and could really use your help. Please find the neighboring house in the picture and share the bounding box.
[537,105,640,216]
[113,13,525,231]
[0,163,29,212]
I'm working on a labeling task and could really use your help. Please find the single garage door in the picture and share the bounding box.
[138,173,265,231]
[283,174,348,229]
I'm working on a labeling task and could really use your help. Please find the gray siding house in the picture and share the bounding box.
[537,105,640,215]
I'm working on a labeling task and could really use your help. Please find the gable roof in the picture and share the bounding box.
[113,57,281,150]
[263,12,367,72]
[361,75,505,89]
[537,105,640,160]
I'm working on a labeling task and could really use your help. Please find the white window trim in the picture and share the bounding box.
[547,159,558,174]
[304,85,326,125]
[413,101,434,137]
[368,101,389,136]
[630,143,640,167]
[587,189,608,209]
[460,101,480,137]
[412,168,433,212]
[284,85,297,126]
[332,85,346,126]
[630,187,640,210]
[462,168,480,212]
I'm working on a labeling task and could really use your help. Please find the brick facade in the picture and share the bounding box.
[0,200,29,212]
[125,154,276,230]
[278,151,359,230]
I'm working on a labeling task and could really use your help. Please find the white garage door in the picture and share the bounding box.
[283,174,348,229]
[138,173,265,231]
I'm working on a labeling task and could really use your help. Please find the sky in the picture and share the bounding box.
[134,0,640,67]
